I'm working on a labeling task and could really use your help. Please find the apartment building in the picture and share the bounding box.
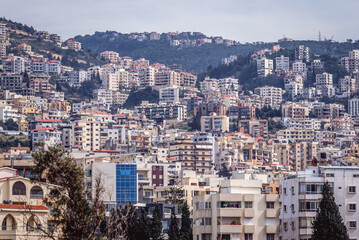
[201,113,230,133]
[257,58,273,77]
[159,87,180,104]
[180,72,197,88]
[238,119,268,138]
[66,39,81,50]
[280,166,359,240]
[0,73,23,90]
[218,77,240,96]
[29,78,50,92]
[0,22,6,58]
[282,118,320,130]
[68,70,88,88]
[16,43,31,54]
[94,89,113,105]
[315,72,333,91]
[275,55,290,71]
[348,98,359,117]
[193,178,280,240]
[339,76,356,94]
[295,45,310,62]
[112,91,129,106]
[289,141,318,171]
[281,102,310,119]
[292,61,307,73]
[0,105,20,122]
[136,103,187,121]
[72,117,108,151]
[31,127,62,150]
[100,51,120,63]
[169,139,213,174]
[277,128,315,142]
[155,70,180,87]
[312,103,345,119]
[254,86,283,108]
[140,66,157,86]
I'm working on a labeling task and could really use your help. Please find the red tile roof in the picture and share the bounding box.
[0,204,48,210]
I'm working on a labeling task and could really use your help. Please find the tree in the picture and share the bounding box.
[151,205,164,240]
[311,182,349,240]
[31,146,105,240]
[218,163,232,178]
[135,209,151,240]
[168,207,179,240]
[180,202,192,240]
[106,204,137,240]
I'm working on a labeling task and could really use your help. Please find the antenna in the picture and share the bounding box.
[318,31,321,42]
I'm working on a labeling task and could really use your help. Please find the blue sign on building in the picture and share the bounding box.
[116,164,137,204]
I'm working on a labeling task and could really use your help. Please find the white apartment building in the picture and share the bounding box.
[339,76,356,94]
[276,128,315,142]
[218,77,240,96]
[140,66,157,86]
[31,127,62,150]
[295,45,310,62]
[254,86,283,107]
[66,39,81,51]
[193,178,280,240]
[292,61,307,73]
[315,72,333,91]
[257,58,273,77]
[113,91,129,106]
[282,118,321,130]
[348,98,359,117]
[275,55,290,71]
[0,105,20,122]
[349,50,359,59]
[285,82,303,99]
[68,70,88,88]
[100,51,120,63]
[280,166,359,240]
[94,89,113,105]
[159,87,179,104]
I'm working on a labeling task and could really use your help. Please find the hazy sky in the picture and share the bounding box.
[2,0,358,42]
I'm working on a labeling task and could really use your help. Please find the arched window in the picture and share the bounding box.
[26,216,40,232]
[30,186,43,199]
[1,215,17,231]
[12,181,26,195]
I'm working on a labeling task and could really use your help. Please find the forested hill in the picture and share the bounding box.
[74,31,359,72]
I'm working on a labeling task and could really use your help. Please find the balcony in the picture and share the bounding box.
[243,225,255,233]
[218,208,242,217]
[266,209,278,218]
[244,208,254,217]
[217,225,242,233]
[266,225,277,233]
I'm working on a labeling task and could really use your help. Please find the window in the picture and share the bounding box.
[284,222,288,231]
[266,234,275,240]
[220,234,230,240]
[283,205,287,212]
[30,186,43,199]
[349,203,357,211]
[244,234,253,240]
[218,201,241,208]
[266,202,275,209]
[349,221,357,229]
[201,218,211,226]
[87,181,92,188]
[299,217,314,228]
[349,186,356,193]
[245,201,253,208]
[299,201,318,212]
[326,173,334,177]
[283,187,287,194]
[12,181,26,195]
[291,204,295,212]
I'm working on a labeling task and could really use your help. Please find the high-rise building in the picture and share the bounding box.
[275,55,290,71]
[349,98,359,117]
[280,166,359,240]
[257,58,273,77]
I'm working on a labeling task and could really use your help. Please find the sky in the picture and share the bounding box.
[1,0,358,43]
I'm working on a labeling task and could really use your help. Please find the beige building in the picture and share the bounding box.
[72,116,108,151]
[169,139,213,174]
[66,39,81,51]
[193,179,280,240]
[0,167,56,240]
[276,128,315,142]
[140,66,158,87]
[201,113,229,133]
[155,70,180,87]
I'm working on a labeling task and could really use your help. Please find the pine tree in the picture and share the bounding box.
[311,182,349,240]
[168,207,179,240]
[180,202,192,240]
[151,205,164,240]
[135,208,151,240]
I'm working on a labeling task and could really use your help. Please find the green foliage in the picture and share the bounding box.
[0,133,29,149]
[0,119,19,131]
[268,119,284,134]
[122,87,159,109]
[255,106,282,119]
[180,202,193,240]
[136,209,151,240]
[218,163,232,178]
[311,182,349,240]
[168,207,179,240]
[188,114,201,131]
[31,146,105,240]
[151,205,164,240]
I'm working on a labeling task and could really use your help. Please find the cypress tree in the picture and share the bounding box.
[168,207,179,240]
[151,205,164,240]
[311,182,349,240]
[180,202,192,240]
[136,208,151,240]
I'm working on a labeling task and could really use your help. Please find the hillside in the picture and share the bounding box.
[74,31,359,72]
[1,18,104,70]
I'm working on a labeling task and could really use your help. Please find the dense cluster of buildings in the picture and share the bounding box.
[2,21,359,240]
